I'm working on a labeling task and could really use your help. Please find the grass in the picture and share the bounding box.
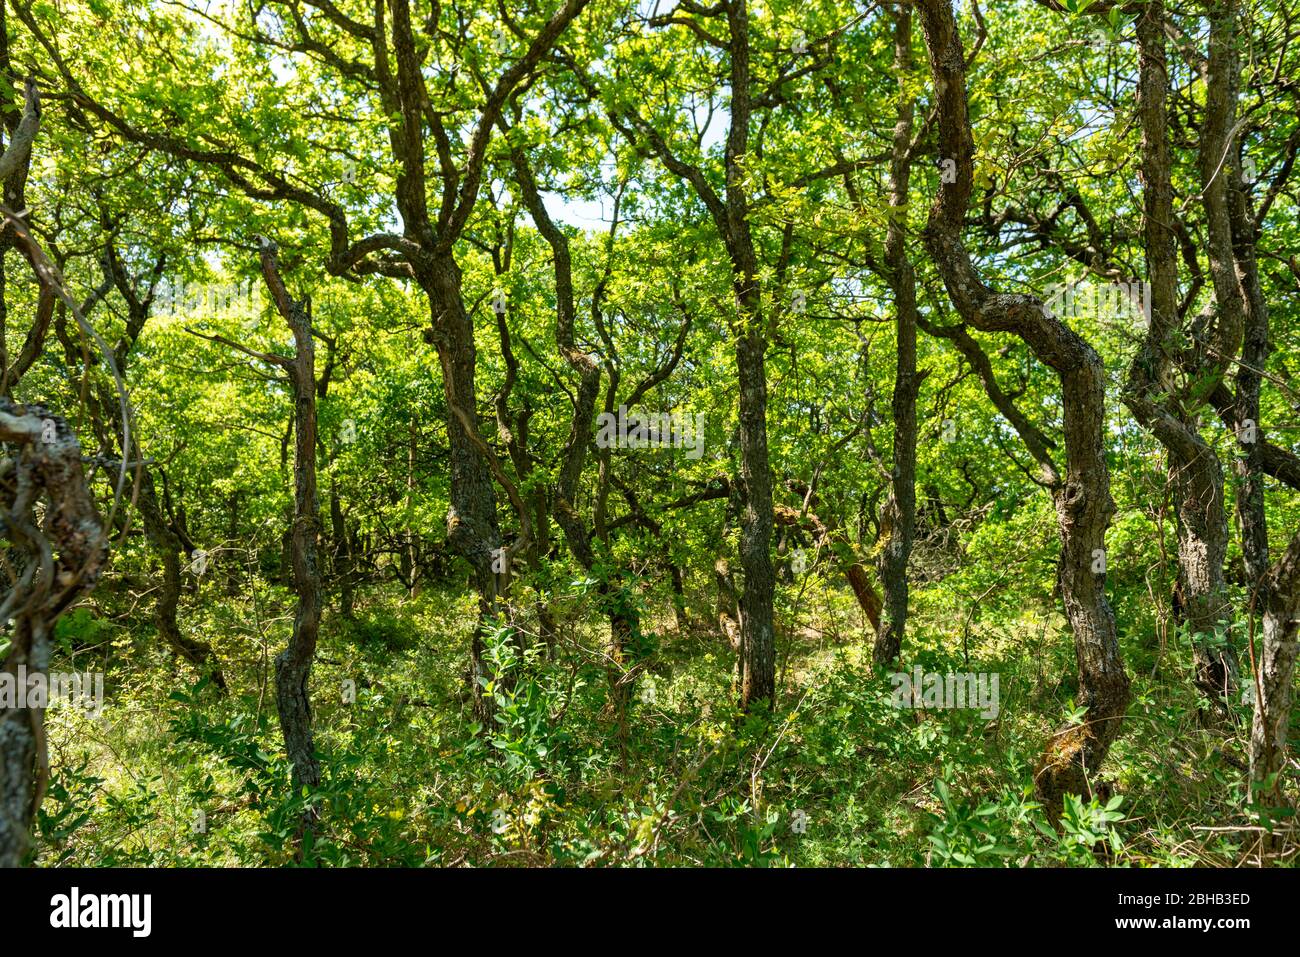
[35,570,1295,867]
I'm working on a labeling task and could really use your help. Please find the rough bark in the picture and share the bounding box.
[1195,0,1300,849]
[249,242,324,814]
[0,401,107,867]
[1127,1,1238,702]
[1248,531,1300,849]
[875,5,922,667]
[0,78,46,397]
[916,0,1129,818]
[735,326,775,709]
[420,255,503,726]
[726,0,775,711]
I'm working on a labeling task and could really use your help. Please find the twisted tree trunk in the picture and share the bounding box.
[137,468,227,690]
[207,242,327,825]
[1249,532,1300,852]
[917,0,1129,819]
[0,401,107,867]
[510,147,646,723]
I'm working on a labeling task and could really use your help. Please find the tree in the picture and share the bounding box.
[916,0,1130,818]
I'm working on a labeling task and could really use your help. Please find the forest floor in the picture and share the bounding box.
[35,574,1285,867]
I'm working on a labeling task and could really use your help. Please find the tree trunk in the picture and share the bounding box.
[405,413,419,598]
[1200,0,1299,852]
[1168,453,1234,698]
[736,327,775,709]
[420,254,502,727]
[0,401,108,867]
[1128,1,1237,702]
[137,467,227,690]
[667,558,688,632]
[92,378,227,689]
[330,486,354,620]
[715,558,743,690]
[875,4,921,667]
[1249,532,1300,853]
[256,244,323,822]
[916,0,1130,818]
[0,615,40,868]
[612,0,776,711]
[511,146,647,709]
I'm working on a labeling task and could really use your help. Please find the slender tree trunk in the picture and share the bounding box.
[511,147,647,709]
[138,468,227,690]
[92,378,227,689]
[1036,398,1130,817]
[722,0,777,712]
[875,4,921,667]
[735,325,775,708]
[667,558,688,632]
[612,0,775,711]
[405,414,419,598]
[715,558,743,690]
[254,243,323,823]
[1249,532,1300,851]
[330,486,354,619]
[1200,0,1300,851]
[420,254,502,726]
[1128,1,1238,702]
[0,619,38,868]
